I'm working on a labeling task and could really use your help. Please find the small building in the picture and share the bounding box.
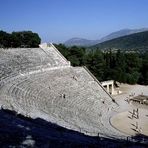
[101,80,115,95]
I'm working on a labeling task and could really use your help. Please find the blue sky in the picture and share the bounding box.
[0,0,148,43]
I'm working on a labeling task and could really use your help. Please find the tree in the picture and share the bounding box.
[85,49,105,81]
[0,30,41,48]
[0,30,10,47]
[67,46,85,66]
[11,31,41,47]
[114,50,126,83]
[54,43,70,58]
[139,51,148,85]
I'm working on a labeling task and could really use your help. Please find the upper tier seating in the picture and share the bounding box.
[0,43,70,81]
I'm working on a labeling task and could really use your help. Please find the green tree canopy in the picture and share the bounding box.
[53,44,148,85]
[0,30,41,48]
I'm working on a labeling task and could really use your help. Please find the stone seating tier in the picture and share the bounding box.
[0,47,70,81]
[0,44,127,139]
[1,67,124,138]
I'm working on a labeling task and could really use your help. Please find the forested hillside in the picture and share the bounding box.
[55,44,148,85]
[91,31,148,51]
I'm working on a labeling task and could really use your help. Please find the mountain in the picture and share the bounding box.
[64,38,99,47]
[64,28,148,47]
[99,28,148,43]
[91,31,148,51]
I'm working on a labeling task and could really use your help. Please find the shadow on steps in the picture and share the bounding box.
[0,109,147,148]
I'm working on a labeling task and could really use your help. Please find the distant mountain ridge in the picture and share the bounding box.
[64,38,99,47]
[91,31,148,51]
[99,28,148,43]
[64,28,148,47]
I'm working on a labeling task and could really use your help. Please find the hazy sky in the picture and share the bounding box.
[0,0,148,43]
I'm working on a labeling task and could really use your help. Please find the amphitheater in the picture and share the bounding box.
[0,43,148,146]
